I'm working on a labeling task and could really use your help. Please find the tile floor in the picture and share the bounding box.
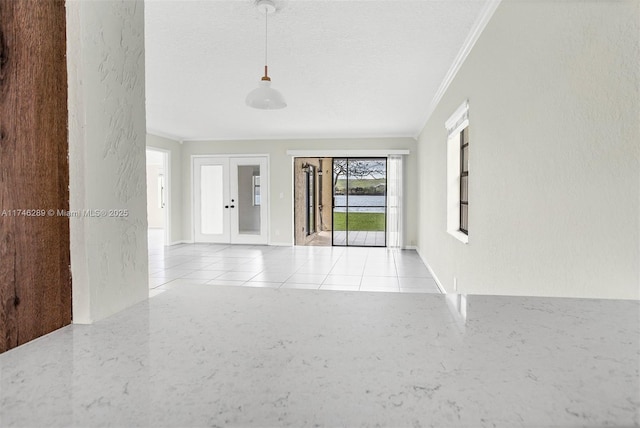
[148,230,441,295]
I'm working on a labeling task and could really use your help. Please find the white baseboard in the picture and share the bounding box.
[168,240,292,247]
[415,247,447,294]
[168,240,193,246]
[268,241,293,247]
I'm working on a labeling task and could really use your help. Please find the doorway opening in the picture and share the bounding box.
[293,158,333,246]
[146,149,170,247]
[294,157,388,247]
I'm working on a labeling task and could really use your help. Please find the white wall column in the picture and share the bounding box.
[67,0,149,323]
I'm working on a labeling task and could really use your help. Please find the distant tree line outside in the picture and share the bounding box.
[333,159,386,196]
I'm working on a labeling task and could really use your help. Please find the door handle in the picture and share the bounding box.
[225,205,229,208]
[230,205,235,208]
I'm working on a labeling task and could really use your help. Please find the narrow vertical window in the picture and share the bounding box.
[459,127,469,235]
[446,100,469,243]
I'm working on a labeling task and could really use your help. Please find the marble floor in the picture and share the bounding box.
[0,285,638,427]
[148,230,441,295]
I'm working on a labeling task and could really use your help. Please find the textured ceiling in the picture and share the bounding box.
[145,0,489,141]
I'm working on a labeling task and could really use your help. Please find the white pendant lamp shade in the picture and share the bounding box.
[246,79,287,110]
[246,0,287,110]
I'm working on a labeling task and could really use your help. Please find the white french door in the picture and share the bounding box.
[193,156,268,244]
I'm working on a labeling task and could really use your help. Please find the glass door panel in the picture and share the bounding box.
[230,157,268,245]
[200,165,224,235]
[332,158,387,247]
[193,157,230,243]
[332,159,347,246]
[236,165,261,236]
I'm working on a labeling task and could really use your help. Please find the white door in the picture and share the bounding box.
[193,156,268,244]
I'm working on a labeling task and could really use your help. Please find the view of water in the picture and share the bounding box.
[333,195,386,213]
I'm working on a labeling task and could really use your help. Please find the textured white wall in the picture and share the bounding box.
[147,134,183,244]
[180,138,418,246]
[67,0,149,323]
[417,0,640,299]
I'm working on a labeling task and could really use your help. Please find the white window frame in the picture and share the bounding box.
[446,101,469,244]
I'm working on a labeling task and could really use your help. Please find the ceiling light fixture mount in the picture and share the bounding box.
[256,0,276,15]
[245,0,287,110]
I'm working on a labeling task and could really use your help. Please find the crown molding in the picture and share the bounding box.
[416,0,502,138]
[147,128,185,144]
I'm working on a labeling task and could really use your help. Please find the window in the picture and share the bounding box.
[459,127,469,234]
[446,101,469,244]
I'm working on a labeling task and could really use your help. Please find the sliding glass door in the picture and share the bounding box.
[332,158,387,247]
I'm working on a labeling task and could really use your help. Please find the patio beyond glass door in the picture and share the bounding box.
[332,158,387,247]
[193,156,268,244]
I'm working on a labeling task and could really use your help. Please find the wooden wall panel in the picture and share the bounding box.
[0,0,71,353]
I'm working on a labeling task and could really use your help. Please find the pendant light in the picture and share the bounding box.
[246,0,287,110]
